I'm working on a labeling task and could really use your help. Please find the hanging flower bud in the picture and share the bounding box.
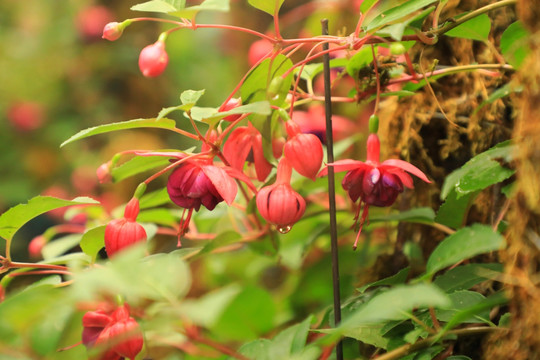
[256,158,305,231]
[283,121,323,181]
[138,41,168,77]
[28,235,47,259]
[102,22,123,41]
[219,97,242,122]
[97,161,113,184]
[104,198,147,257]
[319,133,431,249]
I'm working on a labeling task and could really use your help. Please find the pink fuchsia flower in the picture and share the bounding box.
[167,157,256,242]
[319,133,431,249]
[104,198,147,257]
[138,41,168,77]
[283,120,323,181]
[256,158,306,232]
[222,122,273,182]
[82,304,143,360]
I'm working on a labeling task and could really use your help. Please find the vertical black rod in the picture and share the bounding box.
[321,19,343,360]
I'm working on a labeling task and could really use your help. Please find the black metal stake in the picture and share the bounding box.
[321,18,343,360]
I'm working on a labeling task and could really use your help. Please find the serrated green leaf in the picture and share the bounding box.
[112,155,172,182]
[0,196,99,242]
[426,224,505,276]
[375,6,435,40]
[434,263,502,293]
[248,0,284,16]
[366,0,437,31]
[79,226,106,263]
[339,324,389,348]
[500,21,530,68]
[445,13,491,41]
[180,89,205,106]
[131,0,184,13]
[441,140,516,200]
[357,267,410,293]
[241,55,293,105]
[61,118,177,148]
[340,283,451,328]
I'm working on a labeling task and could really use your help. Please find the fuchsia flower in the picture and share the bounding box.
[138,41,169,77]
[82,304,143,360]
[167,156,256,242]
[256,158,306,231]
[319,133,431,249]
[283,120,323,180]
[104,198,147,257]
[222,122,273,182]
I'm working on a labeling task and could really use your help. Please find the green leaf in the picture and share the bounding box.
[474,83,523,114]
[436,291,490,323]
[269,316,313,358]
[425,224,505,276]
[61,118,177,148]
[435,189,474,229]
[241,55,293,105]
[238,339,273,360]
[357,267,410,293]
[214,285,276,341]
[445,13,491,41]
[196,231,242,257]
[208,101,272,121]
[370,207,435,225]
[112,155,172,183]
[180,89,205,106]
[500,21,530,68]
[366,0,438,31]
[0,196,99,242]
[138,208,179,227]
[170,0,230,18]
[346,46,373,78]
[179,284,242,327]
[434,263,502,293]
[79,226,106,263]
[441,140,516,200]
[248,0,284,16]
[360,0,378,14]
[340,283,451,328]
[139,188,172,209]
[442,292,507,331]
[339,324,389,349]
[31,305,73,355]
[375,6,435,40]
[131,0,184,13]
[42,234,82,260]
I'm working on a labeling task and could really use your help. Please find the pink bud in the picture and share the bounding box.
[104,199,146,257]
[97,162,113,184]
[28,235,47,259]
[7,102,45,132]
[76,5,114,41]
[248,39,273,66]
[102,22,123,41]
[138,41,169,77]
[284,132,324,181]
[219,97,242,122]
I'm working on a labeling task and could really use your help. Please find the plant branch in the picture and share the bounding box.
[428,0,517,36]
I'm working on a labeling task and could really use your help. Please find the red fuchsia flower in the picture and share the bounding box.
[319,133,431,249]
[138,41,169,77]
[219,97,242,122]
[256,158,306,232]
[167,156,256,242]
[283,120,323,181]
[102,22,123,41]
[82,304,143,360]
[222,122,273,182]
[104,198,147,257]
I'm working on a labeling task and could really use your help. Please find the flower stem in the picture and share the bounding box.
[321,19,343,360]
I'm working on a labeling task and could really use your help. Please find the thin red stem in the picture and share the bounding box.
[143,151,212,185]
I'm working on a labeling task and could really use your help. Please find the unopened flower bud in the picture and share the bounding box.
[138,41,169,78]
[104,198,146,257]
[102,22,123,41]
[97,162,113,184]
[283,121,323,180]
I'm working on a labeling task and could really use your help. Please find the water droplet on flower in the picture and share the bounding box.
[278,226,291,234]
